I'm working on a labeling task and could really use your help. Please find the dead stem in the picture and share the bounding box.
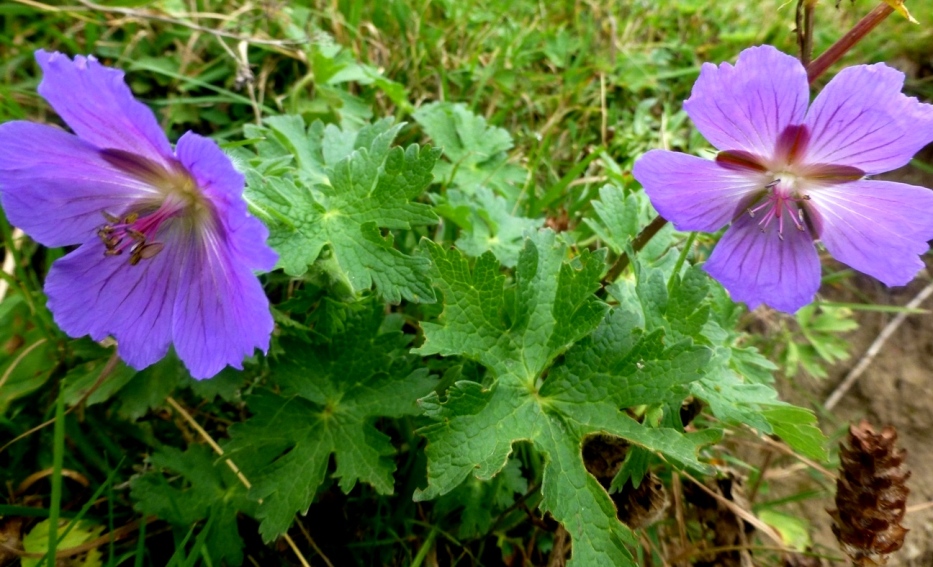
[824,279,933,410]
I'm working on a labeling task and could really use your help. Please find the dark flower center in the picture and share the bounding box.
[715,124,866,241]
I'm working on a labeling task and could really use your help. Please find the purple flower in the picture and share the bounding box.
[0,51,277,379]
[633,45,933,313]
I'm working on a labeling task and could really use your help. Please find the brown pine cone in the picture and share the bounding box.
[828,420,910,566]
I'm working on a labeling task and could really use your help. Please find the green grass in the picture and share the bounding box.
[1,0,931,565]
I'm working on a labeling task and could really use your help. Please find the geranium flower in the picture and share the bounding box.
[0,51,277,379]
[633,45,933,313]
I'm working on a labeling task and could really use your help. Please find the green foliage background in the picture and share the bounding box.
[1,0,932,565]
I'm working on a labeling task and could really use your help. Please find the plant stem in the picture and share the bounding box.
[410,525,438,567]
[668,231,697,292]
[796,0,817,67]
[134,517,147,567]
[603,216,668,283]
[47,380,68,567]
[807,2,895,83]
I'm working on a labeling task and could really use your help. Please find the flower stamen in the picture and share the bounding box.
[97,197,186,265]
[749,178,812,241]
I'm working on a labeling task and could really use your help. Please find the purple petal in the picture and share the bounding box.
[45,238,180,370]
[684,45,809,157]
[175,132,277,271]
[705,213,820,313]
[633,150,769,231]
[175,131,245,203]
[802,63,933,175]
[171,226,274,380]
[0,121,161,247]
[35,50,174,167]
[809,180,933,286]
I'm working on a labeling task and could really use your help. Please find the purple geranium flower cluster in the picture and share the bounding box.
[0,51,276,379]
[634,45,933,313]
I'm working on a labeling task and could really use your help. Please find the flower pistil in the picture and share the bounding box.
[746,175,811,240]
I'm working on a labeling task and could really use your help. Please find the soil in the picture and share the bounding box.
[771,147,933,566]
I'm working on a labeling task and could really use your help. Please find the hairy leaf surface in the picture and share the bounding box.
[413,102,526,199]
[414,230,716,566]
[433,187,543,267]
[225,300,436,541]
[244,117,440,303]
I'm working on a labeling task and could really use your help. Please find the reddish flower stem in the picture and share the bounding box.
[603,215,669,283]
[806,2,895,83]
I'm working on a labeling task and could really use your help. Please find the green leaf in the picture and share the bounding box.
[0,297,56,415]
[414,230,715,566]
[131,445,253,567]
[761,406,828,461]
[433,457,529,539]
[583,184,642,250]
[781,304,857,379]
[623,260,827,460]
[112,356,186,420]
[187,367,248,402]
[583,184,676,266]
[730,343,779,385]
[434,187,543,267]
[413,102,527,199]
[225,300,437,541]
[636,264,711,342]
[690,344,828,461]
[689,353,778,433]
[63,355,184,421]
[758,509,812,551]
[245,117,440,303]
[610,446,651,492]
[22,519,103,567]
[309,35,411,112]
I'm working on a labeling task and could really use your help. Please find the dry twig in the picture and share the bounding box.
[824,280,933,410]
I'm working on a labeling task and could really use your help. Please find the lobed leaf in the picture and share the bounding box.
[433,187,543,267]
[225,300,436,541]
[414,230,715,566]
[244,117,440,303]
[413,101,527,199]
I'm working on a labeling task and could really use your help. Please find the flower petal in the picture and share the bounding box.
[170,134,276,378]
[634,149,769,231]
[684,45,809,157]
[0,121,161,247]
[802,63,933,174]
[175,131,277,271]
[45,238,180,370]
[705,213,821,313]
[35,50,174,167]
[809,179,933,286]
[171,226,274,380]
[175,131,244,202]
